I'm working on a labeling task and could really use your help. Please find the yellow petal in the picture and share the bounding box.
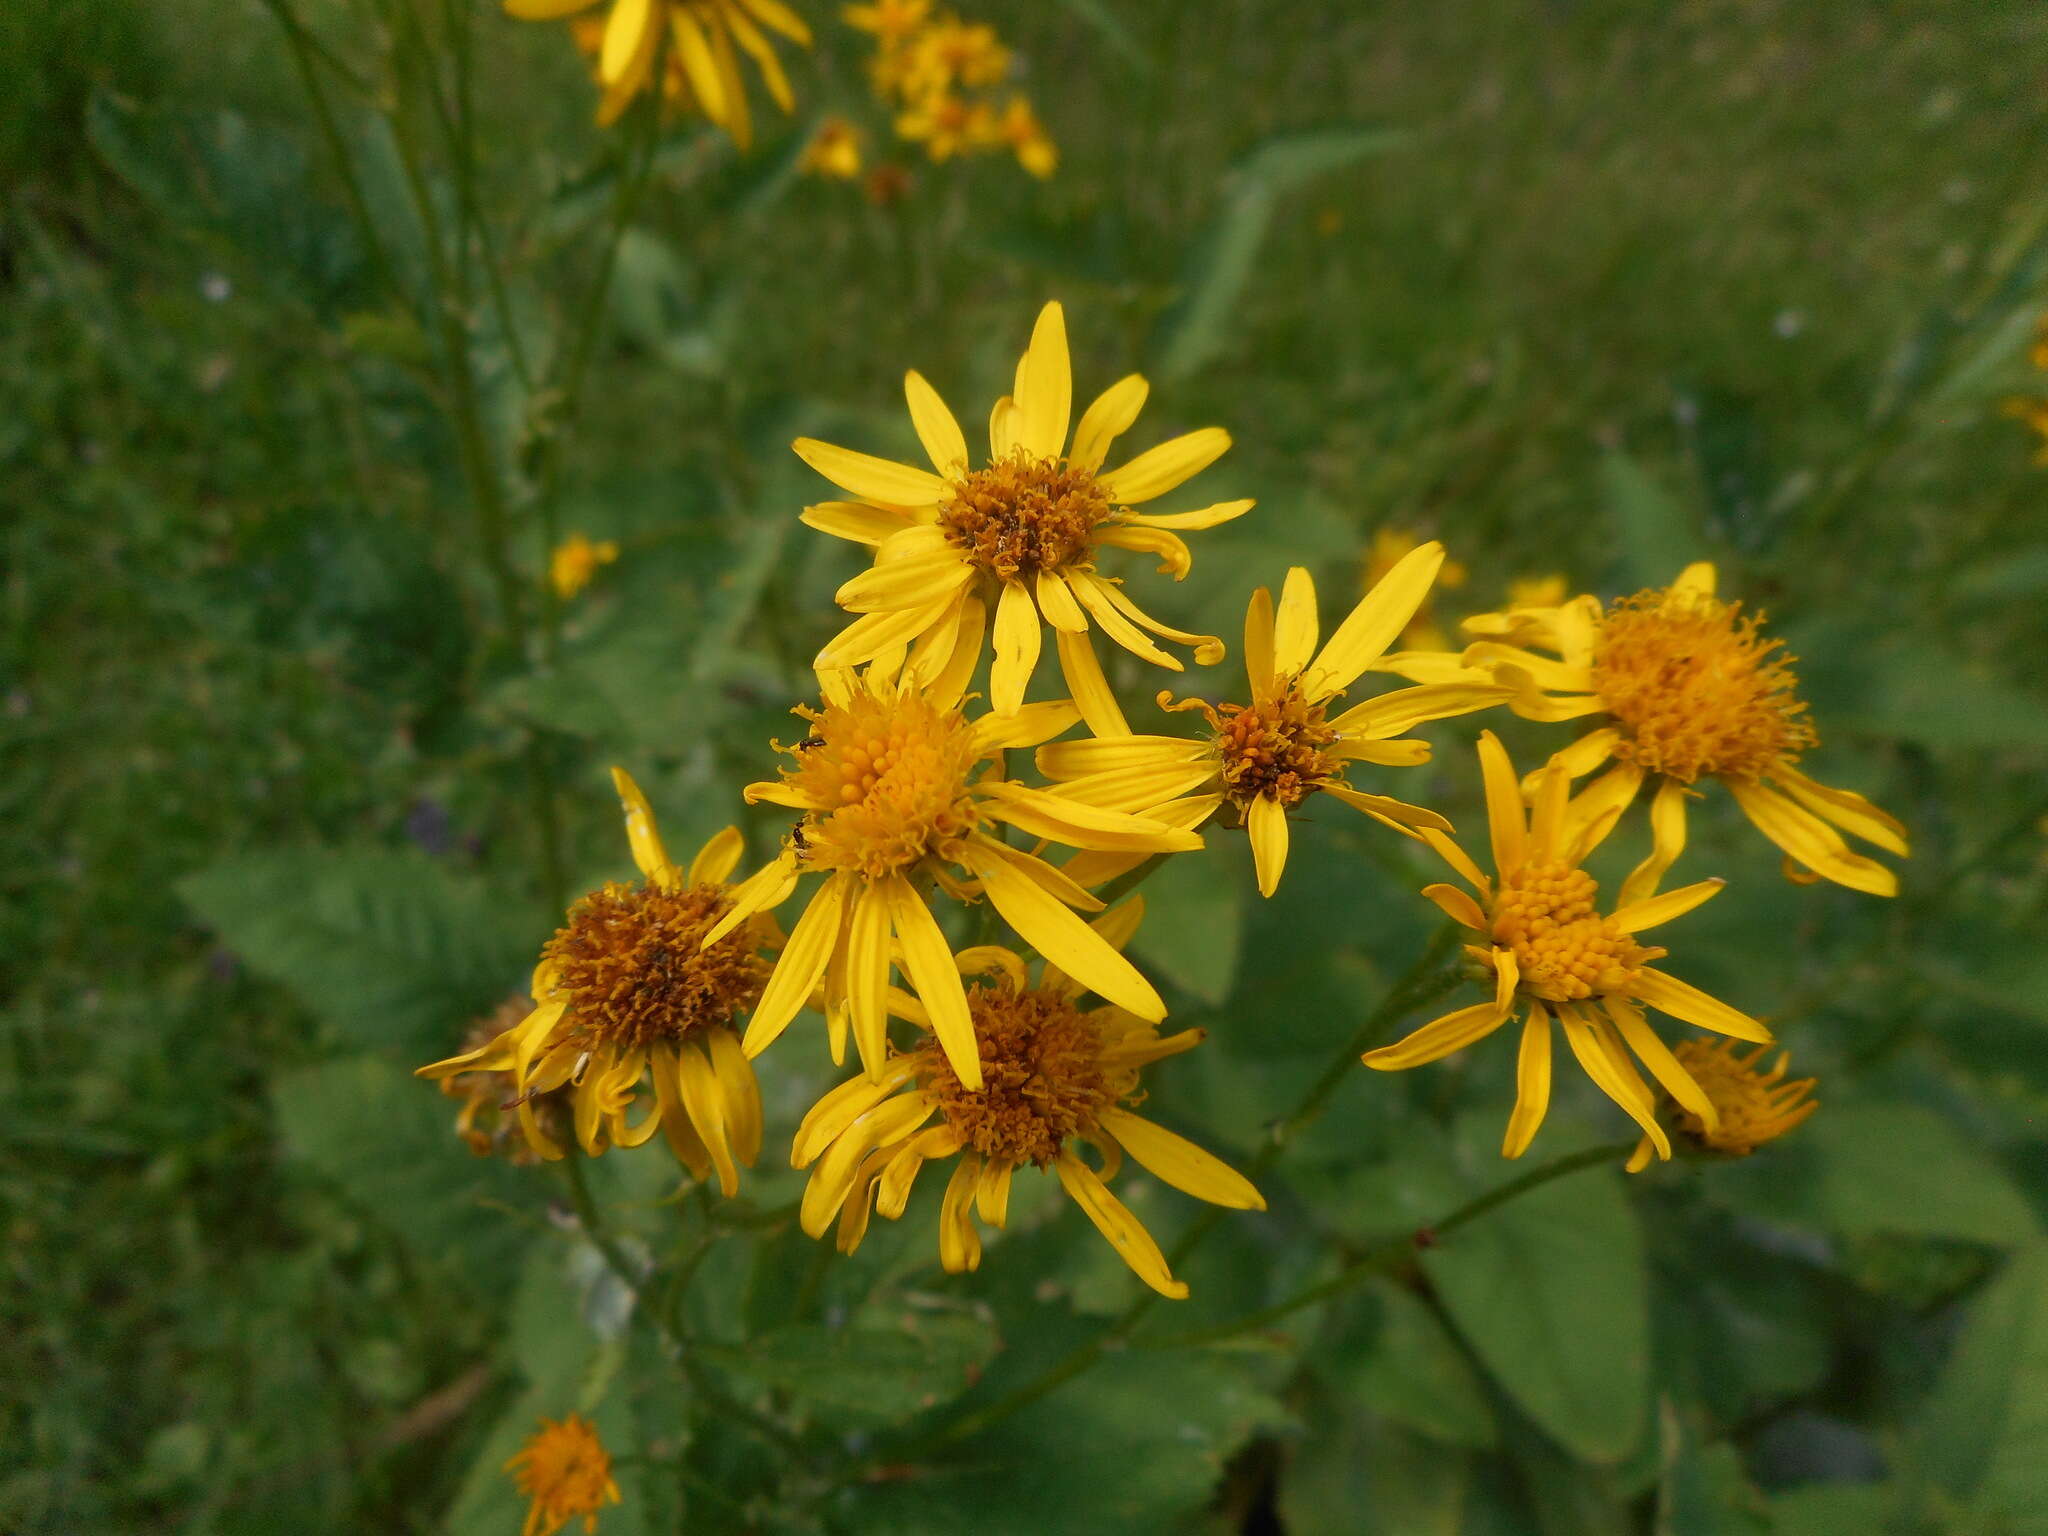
[1328,682,1513,741]
[1603,997,1718,1133]
[1035,569,1090,632]
[988,394,1021,459]
[846,882,894,1080]
[1056,627,1131,737]
[1015,301,1072,461]
[1502,1011,1550,1158]
[602,0,657,83]
[1092,524,1192,579]
[816,594,958,671]
[1040,758,1220,813]
[734,0,809,43]
[963,841,1164,1019]
[970,698,1082,755]
[1098,427,1231,505]
[1770,763,1909,857]
[1476,731,1527,877]
[1420,827,1490,895]
[673,1038,740,1195]
[609,764,675,888]
[1527,759,1571,863]
[1071,373,1148,474]
[1118,498,1255,531]
[1055,1151,1187,1298]
[883,875,982,1090]
[978,780,1205,853]
[939,1154,984,1273]
[1087,577,1223,663]
[792,1061,919,1168]
[904,370,968,476]
[721,2,792,112]
[1246,793,1291,898]
[1617,777,1690,908]
[1067,573,1180,669]
[740,874,846,1056]
[976,1157,1014,1226]
[1362,1001,1510,1070]
[1243,585,1277,699]
[1667,561,1718,604]
[1303,540,1445,699]
[833,551,973,613]
[792,438,945,509]
[1420,882,1487,930]
[1560,1008,1669,1160]
[1036,734,1208,780]
[1545,726,1623,782]
[506,0,598,16]
[1611,878,1724,934]
[1632,969,1773,1044]
[687,825,745,887]
[666,5,728,119]
[1269,566,1320,680]
[1726,778,1898,897]
[1097,1107,1262,1210]
[1322,785,1452,835]
[801,500,914,545]
[990,578,1042,715]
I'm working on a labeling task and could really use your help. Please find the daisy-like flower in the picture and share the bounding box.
[549,532,618,599]
[790,901,1262,1297]
[1363,731,1774,1162]
[994,95,1056,179]
[1389,562,1908,896]
[791,301,1252,732]
[416,770,776,1193]
[892,90,998,162]
[1624,1038,1817,1172]
[1035,550,1512,896]
[439,994,572,1163]
[507,1414,620,1536]
[523,0,812,144]
[713,652,1203,1092]
[800,114,863,178]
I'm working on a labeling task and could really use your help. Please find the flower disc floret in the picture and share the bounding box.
[938,452,1112,579]
[543,882,767,1052]
[1490,861,1659,1002]
[782,691,982,877]
[1592,590,1815,783]
[1208,687,1342,810]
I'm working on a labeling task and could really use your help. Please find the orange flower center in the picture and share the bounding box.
[541,882,768,1051]
[1491,861,1657,1002]
[914,987,1131,1166]
[1590,589,1816,782]
[1667,1038,1818,1155]
[507,1414,617,1536]
[1205,685,1342,810]
[783,689,982,877]
[938,452,1112,580]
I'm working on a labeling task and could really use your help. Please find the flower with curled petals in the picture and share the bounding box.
[1363,732,1774,1163]
[791,301,1252,731]
[1624,1037,1818,1173]
[416,769,776,1193]
[791,902,1261,1297]
[506,1413,619,1536]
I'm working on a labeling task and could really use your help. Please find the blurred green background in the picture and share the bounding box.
[6,0,2048,1531]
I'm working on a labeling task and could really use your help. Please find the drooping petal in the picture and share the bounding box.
[1321,785,1452,835]
[962,840,1165,1019]
[601,0,658,84]
[1071,374,1148,474]
[1098,427,1231,505]
[1094,523,1193,578]
[1067,573,1180,669]
[740,874,848,1057]
[1361,1001,1511,1070]
[1559,1006,1670,1161]
[1603,997,1718,1133]
[792,1060,920,1168]
[1328,682,1514,741]
[1420,827,1490,895]
[978,779,1206,853]
[673,1038,741,1195]
[1246,793,1291,898]
[1117,498,1255,531]
[1726,778,1899,897]
[1420,881,1487,930]
[665,4,728,119]
[1034,569,1090,632]
[1617,776,1689,906]
[1056,627,1131,737]
[793,438,947,509]
[938,1153,985,1273]
[1501,1010,1551,1157]
[834,551,974,613]
[990,578,1042,715]
[1769,764,1909,857]
[883,875,982,1090]
[701,849,800,947]
[1632,969,1773,1044]
[1055,1152,1187,1298]
[816,593,960,671]
[505,0,599,16]
[1302,539,1446,699]
[1087,577,1224,664]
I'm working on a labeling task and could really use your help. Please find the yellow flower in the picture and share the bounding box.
[792,301,1251,729]
[549,532,619,599]
[902,14,1011,94]
[892,89,999,161]
[1363,527,1465,651]
[1034,553,1512,897]
[842,0,929,47]
[715,653,1204,1091]
[1625,1038,1818,1172]
[994,94,1056,179]
[2003,395,2048,465]
[523,0,812,145]
[417,770,777,1192]
[1504,572,1569,610]
[1391,562,1909,896]
[790,902,1261,1297]
[1364,731,1774,1162]
[439,993,571,1163]
[506,1414,621,1536]
[801,114,864,178]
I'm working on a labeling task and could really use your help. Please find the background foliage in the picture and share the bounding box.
[6,0,2047,1531]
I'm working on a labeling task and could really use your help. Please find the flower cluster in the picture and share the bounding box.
[843,0,1056,178]
[428,301,1903,1350]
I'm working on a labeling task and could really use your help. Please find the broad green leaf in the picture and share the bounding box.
[700,1311,998,1423]
[1655,1400,1772,1536]
[1279,1394,1475,1536]
[1327,1277,1497,1449]
[1603,450,1704,592]
[1807,1103,2038,1247]
[1908,1240,2048,1533]
[179,847,539,1059]
[1050,0,1154,76]
[1132,837,1248,1005]
[1422,1116,1651,1463]
[1763,1484,1900,1536]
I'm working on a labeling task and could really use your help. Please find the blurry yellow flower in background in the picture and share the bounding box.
[717,652,1203,1092]
[1390,562,1908,896]
[846,0,1056,176]
[1365,732,1773,1162]
[549,532,618,599]
[801,114,864,178]
[528,0,812,143]
[2001,395,2048,465]
[842,0,929,46]
[507,1414,619,1536]
[1363,527,1465,651]
[793,300,1251,730]
[1036,552,1514,897]
[1625,1037,1817,1171]
[417,771,777,1193]
[791,903,1261,1297]
[995,95,1056,178]
[1504,572,1569,610]
[893,91,998,161]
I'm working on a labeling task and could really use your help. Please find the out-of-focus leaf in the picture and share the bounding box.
[1763,1484,1899,1535]
[1423,1116,1651,1464]
[701,1311,997,1423]
[1326,1277,1496,1449]
[1907,1240,2048,1532]
[1915,951,2048,1029]
[179,847,539,1059]
[1604,450,1705,591]
[1152,126,1409,381]
[1797,625,2048,751]
[1655,1400,1772,1536]
[1807,1102,2038,1247]
[1050,0,1154,77]
[1133,838,1247,1005]
[1279,1394,1475,1536]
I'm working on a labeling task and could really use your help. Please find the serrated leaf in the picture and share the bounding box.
[1807,1103,2038,1247]
[701,1311,998,1422]
[179,847,540,1058]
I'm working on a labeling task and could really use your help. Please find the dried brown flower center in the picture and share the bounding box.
[782,689,982,877]
[542,882,767,1051]
[914,988,1129,1167]
[938,453,1113,580]
[1207,686,1341,809]
[1492,861,1657,1001]
[1591,590,1816,782]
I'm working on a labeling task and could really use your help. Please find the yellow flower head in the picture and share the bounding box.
[417,771,777,1192]
[893,90,999,160]
[1034,554,1513,897]
[534,0,812,144]
[793,301,1251,731]
[1393,562,1908,896]
[1505,572,1569,610]
[719,650,1203,1091]
[549,532,619,599]
[1625,1038,1818,1172]
[506,1414,621,1536]
[801,114,864,179]
[2003,394,2048,466]
[1363,526,1466,652]
[842,0,930,46]
[994,94,1056,178]
[439,993,571,1163]
[790,902,1261,1297]
[1364,731,1775,1163]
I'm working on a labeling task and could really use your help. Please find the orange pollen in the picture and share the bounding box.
[1200,684,1342,810]
[1667,1037,1818,1155]
[913,987,1133,1167]
[506,1414,617,1536]
[1490,861,1659,1002]
[1590,589,1816,783]
[541,882,767,1052]
[938,452,1114,580]
[782,690,982,878]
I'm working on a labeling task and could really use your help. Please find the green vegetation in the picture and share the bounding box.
[5,0,2046,1531]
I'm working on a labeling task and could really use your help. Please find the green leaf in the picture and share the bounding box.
[179,846,540,1059]
[1152,126,1409,382]
[1655,1400,1772,1536]
[1049,0,1154,77]
[1279,1394,1475,1536]
[1795,624,2048,751]
[1763,1484,1900,1536]
[1807,1102,2038,1247]
[1326,1277,1496,1449]
[1132,839,1247,1005]
[1603,450,1704,591]
[1421,1116,1651,1463]
[1908,1240,2048,1532]
[700,1310,999,1423]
